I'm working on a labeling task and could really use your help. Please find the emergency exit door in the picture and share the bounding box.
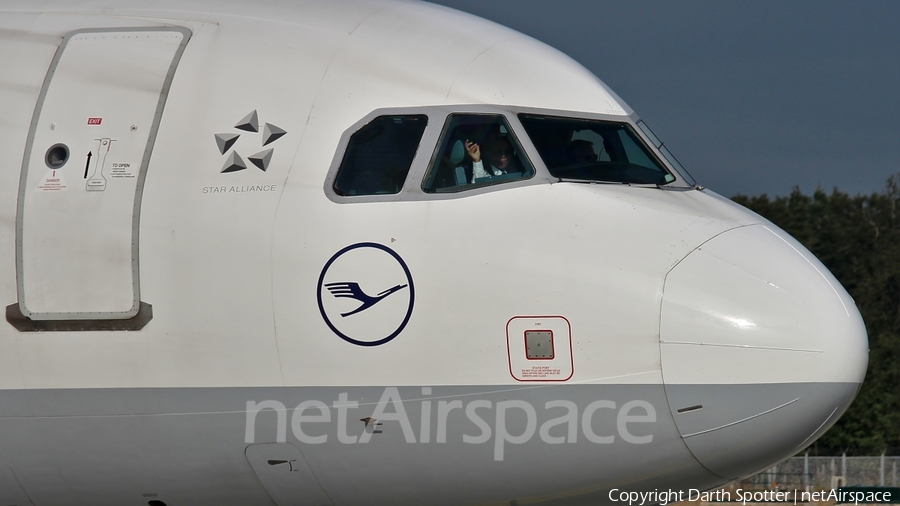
[12,27,190,327]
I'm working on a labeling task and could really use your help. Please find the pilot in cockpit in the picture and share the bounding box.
[462,134,521,184]
[566,139,597,165]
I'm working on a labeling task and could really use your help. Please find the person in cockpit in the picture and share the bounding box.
[462,135,521,184]
[566,139,597,164]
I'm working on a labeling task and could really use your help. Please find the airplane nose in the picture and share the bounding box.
[659,224,868,480]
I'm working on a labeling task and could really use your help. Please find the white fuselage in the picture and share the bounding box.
[0,1,868,505]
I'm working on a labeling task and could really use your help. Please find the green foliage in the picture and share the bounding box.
[732,176,900,455]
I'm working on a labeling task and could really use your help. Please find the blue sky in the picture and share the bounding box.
[426,0,900,197]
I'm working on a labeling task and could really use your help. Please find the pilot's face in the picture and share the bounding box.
[573,144,596,163]
[488,140,513,170]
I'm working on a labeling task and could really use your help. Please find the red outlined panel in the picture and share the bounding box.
[506,316,573,382]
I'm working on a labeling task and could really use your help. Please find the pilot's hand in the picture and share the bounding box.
[465,140,481,162]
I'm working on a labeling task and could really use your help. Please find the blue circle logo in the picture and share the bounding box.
[317,243,415,346]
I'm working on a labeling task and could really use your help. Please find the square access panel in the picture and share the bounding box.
[525,330,554,359]
[507,316,573,381]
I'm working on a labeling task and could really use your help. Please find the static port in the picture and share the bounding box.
[45,143,69,168]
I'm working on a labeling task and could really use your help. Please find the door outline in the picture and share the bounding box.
[8,26,192,331]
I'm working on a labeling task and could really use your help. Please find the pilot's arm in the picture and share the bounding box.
[471,160,491,181]
[466,140,487,182]
[465,140,500,183]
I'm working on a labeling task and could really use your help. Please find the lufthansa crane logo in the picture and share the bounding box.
[317,243,415,346]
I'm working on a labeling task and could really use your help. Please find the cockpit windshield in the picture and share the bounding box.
[518,114,677,185]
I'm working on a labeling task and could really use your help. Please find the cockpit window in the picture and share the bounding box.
[637,120,696,186]
[518,114,676,185]
[333,115,427,196]
[422,114,534,193]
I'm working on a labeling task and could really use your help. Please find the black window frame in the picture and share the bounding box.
[323,105,697,205]
[332,114,428,197]
[518,113,677,186]
[421,113,536,194]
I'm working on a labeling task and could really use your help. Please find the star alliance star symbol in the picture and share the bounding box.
[214,110,287,173]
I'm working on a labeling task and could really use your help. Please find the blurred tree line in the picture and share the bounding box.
[732,175,900,455]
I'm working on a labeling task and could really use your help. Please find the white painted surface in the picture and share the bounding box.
[0,0,865,391]
[0,1,869,503]
[20,29,184,318]
[507,316,573,382]
[660,225,868,385]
